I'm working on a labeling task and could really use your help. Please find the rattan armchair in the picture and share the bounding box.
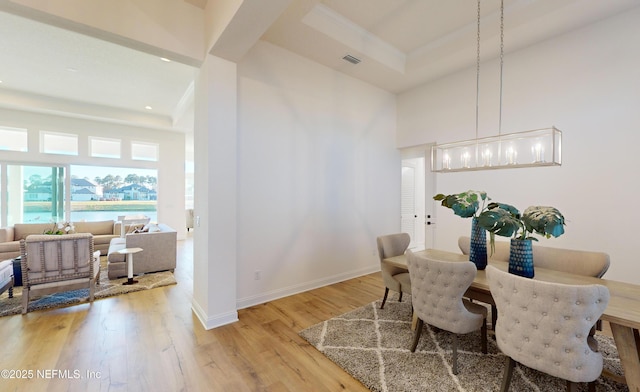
[20,233,100,314]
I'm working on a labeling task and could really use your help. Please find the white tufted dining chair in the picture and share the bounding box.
[458,236,610,278]
[376,233,412,309]
[459,236,611,334]
[486,266,610,392]
[407,250,487,374]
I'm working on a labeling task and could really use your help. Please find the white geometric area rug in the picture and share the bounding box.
[299,299,629,392]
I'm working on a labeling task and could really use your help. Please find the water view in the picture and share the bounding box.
[22,210,157,223]
[20,200,157,224]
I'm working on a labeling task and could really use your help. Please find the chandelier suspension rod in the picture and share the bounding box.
[475,0,481,142]
[499,0,504,136]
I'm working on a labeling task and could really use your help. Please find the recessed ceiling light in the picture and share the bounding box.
[160,57,171,62]
[145,106,153,110]
[66,67,78,72]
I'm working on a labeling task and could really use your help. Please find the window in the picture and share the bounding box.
[90,137,121,158]
[40,131,78,155]
[0,127,28,152]
[0,166,3,226]
[131,141,158,161]
[70,165,157,222]
[0,164,158,225]
[7,164,66,225]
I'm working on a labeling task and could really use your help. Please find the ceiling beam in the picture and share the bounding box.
[207,0,292,63]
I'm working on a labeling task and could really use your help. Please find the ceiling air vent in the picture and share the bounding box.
[342,54,361,65]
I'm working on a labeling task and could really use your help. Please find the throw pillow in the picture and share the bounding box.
[146,223,161,233]
[127,223,145,234]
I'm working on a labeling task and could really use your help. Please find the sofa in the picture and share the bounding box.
[0,220,118,260]
[107,223,176,279]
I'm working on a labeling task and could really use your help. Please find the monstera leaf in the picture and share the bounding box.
[433,190,489,218]
[477,203,522,238]
[478,203,566,241]
[522,206,565,238]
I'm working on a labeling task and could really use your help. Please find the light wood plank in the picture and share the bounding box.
[0,234,380,391]
[611,323,640,392]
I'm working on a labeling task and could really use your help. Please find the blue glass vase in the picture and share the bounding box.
[469,218,487,270]
[509,239,534,278]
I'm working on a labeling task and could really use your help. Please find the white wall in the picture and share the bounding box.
[0,107,186,238]
[235,41,399,307]
[398,9,640,284]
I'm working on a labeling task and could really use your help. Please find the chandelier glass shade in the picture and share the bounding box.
[431,127,561,172]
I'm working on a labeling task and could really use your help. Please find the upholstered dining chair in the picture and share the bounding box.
[486,265,610,392]
[407,250,488,374]
[458,236,611,278]
[20,233,101,314]
[376,233,412,309]
[459,236,610,332]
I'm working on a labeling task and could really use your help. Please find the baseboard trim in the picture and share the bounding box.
[191,299,239,330]
[236,265,379,310]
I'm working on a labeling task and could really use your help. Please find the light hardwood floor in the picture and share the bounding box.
[0,234,382,391]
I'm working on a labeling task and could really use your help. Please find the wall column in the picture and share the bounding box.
[191,54,238,328]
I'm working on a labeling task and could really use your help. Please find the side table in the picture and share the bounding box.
[117,247,143,285]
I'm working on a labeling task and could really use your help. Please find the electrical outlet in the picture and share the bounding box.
[254,270,261,280]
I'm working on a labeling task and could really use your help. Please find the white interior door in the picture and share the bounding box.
[401,144,436,250]
[401,162,420,248]
[401,157,426,250]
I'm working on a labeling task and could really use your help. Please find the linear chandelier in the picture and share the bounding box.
[431,0,562,173]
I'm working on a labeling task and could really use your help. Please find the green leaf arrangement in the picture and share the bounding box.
[477,203,566,244]
[433,190,490,219]
[43,222,75,235]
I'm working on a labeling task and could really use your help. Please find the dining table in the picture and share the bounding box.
[383,248,640,392]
